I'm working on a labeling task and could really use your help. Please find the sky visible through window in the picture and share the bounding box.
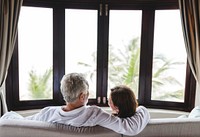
[108,10,142,98]
[152,10,186,102]
[18,7,53,100]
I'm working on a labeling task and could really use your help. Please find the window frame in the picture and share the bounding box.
[107,0,196,111]
[6,0,196,111]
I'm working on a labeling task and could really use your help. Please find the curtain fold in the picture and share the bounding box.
[0,0,23,116]
[0,83,7,115]
[179,0,200,84]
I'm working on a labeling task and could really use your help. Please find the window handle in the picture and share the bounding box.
[100,4,103,16]
[103,97,107,104]
[105,4,108,16]
[97,97,101,104]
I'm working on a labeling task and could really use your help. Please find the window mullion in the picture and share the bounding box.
[139,9,155,105]
[96,3,109,106]
[101,3,109,105]
[53,7,65,105]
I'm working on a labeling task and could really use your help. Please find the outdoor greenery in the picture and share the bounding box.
[27,37,184,101]
[78,37,185,101]
[108,38,140,94]
[109,38,184,101]
[28,68,52,100]
[151,54,184,101]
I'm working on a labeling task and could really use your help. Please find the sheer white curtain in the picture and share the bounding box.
[0,0,23,116]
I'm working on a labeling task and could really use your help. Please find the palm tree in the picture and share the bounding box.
[108,38,140,95]
[109,38,184,101]
[28,68,52,100]
[78,37,185,101]
[152,55,184,101]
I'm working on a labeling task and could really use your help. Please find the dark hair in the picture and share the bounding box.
[110,85,138,118]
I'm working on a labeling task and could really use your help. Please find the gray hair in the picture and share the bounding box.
[60,73,89,103]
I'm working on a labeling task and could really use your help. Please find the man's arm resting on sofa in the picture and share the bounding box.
[96,106,150,136]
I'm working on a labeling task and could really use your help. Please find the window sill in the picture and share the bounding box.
[16,107,189,118]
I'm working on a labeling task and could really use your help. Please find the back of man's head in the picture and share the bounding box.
[60,73,89,103]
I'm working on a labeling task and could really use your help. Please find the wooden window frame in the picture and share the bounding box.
[6,0,196,111]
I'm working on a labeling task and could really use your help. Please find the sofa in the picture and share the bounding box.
[1,118,200,137]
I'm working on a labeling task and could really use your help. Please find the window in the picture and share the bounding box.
[152,10,186,102]
[18,7,53,101]
[6,0,196,111]
[108,10,142,98]
[65,9,97,99]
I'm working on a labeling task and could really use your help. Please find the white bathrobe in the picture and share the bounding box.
[1,105,150,136]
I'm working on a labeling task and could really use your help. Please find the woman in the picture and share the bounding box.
[108,85,138,118]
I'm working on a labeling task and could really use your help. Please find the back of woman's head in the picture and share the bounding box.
[60,73,89,103]
[110,85,138,118]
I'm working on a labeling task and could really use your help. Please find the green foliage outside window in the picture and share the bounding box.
[78,37,184,101]
[109,38,184,101]
[28,68,52,100]
[26,37,184,101]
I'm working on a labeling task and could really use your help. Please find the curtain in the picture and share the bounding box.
[179,0,200,84]
[0,0,23,116]
[0,83,7,116]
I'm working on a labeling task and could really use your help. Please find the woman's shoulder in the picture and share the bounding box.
[136,106,148,112]
[135,106,150,120]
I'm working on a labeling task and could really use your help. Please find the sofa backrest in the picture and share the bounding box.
[1,118,200,137]
[132,118,200,137]
[0,119,121,137]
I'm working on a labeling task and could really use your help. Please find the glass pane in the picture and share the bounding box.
[65,9,97,99]
[108,10,142,98]
[152,10,186,102]
[18,7,53,100]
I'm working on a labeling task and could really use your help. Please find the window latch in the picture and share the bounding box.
[105,4,108,16]
[103,97,107,104]
[97,97,101,104]
[100,4,103,16]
